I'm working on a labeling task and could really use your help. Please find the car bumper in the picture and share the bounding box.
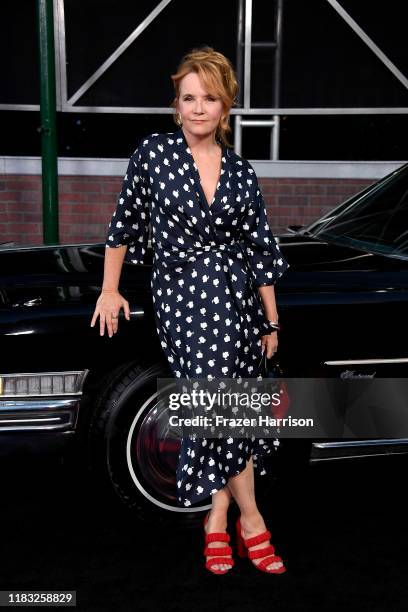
[0,397,79,457]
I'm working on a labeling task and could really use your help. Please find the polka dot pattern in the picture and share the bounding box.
[105,127,290,506]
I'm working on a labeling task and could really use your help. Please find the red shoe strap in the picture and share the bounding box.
[244,530,271,548]
[257,555,284,572]
[206,557,235,570]
[205,532,230,543]
[204,545,232,557]
[248,544,275,560]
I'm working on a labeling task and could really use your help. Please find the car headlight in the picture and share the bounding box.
[0,371,89,397]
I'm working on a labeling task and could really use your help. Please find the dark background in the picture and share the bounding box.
[1,452,407,611]
[1,0,407,159]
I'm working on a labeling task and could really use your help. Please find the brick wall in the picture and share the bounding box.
[0,174,372,245]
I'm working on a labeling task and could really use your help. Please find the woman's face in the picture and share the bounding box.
[176,71,224,141]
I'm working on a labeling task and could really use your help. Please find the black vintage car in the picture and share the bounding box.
[1,162,408,520]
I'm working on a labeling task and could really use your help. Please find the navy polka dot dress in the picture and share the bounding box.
[105,127,290,507]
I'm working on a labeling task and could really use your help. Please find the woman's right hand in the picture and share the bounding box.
[90,290,130,337]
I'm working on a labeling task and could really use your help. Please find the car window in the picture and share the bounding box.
[304,166,408,259]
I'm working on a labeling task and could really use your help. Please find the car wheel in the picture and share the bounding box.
[87,361,211,526]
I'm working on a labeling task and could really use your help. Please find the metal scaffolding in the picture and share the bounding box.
[1,0,407,162]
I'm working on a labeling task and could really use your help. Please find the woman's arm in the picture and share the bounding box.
[258,284,279,357]
[102,245,127,292]
[239,162,290,292]
[91,244,131,336]
[257,285,279,322]
[104,141,150,266]
[239,162,289,342]
[90,140,149,336]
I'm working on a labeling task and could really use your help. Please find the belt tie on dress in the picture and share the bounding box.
[156,239,252,315]
[213,240,250,316]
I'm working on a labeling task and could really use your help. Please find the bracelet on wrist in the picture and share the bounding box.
[267,320,280,333]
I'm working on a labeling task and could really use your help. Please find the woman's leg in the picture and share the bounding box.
[227,455,283,571]
[204,485,233,572]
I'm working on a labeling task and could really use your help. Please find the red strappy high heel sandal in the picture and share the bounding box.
[235,517,286,574]
[203,512,235,575]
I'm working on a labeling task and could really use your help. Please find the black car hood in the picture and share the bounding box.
[275,233,394,272]
[0,233,401,284]
[0,236,406,298]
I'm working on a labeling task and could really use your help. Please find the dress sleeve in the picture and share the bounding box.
[104,143,151,265]
[239,165,290,287]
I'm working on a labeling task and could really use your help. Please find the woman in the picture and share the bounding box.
[91,46,290,575]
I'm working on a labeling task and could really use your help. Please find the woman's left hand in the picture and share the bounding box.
[261,332,278,359]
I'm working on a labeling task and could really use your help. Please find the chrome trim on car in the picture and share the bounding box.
[310,450,408,462]
[323,358,408,365]
[0,399,80,432]
[313,438,408,448]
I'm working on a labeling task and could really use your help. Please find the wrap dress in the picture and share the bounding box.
[105,127,290,507]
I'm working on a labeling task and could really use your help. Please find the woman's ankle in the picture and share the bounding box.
[207,507,228,523]
[239,509,265,531]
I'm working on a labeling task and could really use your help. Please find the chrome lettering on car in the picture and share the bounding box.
[340,370,377,379]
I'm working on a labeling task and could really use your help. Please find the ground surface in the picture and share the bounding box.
[0,451,406,612]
